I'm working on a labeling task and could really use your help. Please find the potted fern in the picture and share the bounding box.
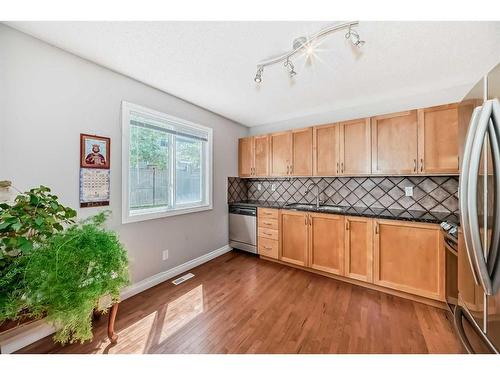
[0,186,129,344]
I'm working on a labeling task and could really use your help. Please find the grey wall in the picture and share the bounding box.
[0,24,248,284]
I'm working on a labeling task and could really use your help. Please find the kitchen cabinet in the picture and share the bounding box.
[313,124,340,176]
[373,220,445,301]
[254,135,270,176]
[270,131,292,176]
[238,137,254,177]
[339,118,371,175]
[309,213,344,275]
[238,135,269,177]
[371,110,418,175]
[418,104,459,174]
[257,208,280,259]
[291,128,313,176]
[280,210,308,266]
[344,216,373,282]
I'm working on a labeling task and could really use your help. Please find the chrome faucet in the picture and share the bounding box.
[306,182,323,208]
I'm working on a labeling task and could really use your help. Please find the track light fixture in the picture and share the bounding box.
[345,25,365,48]
[284,59,297,78]
[253,21,364,84]
[254,66,263,83]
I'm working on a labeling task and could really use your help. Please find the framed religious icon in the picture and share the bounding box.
[80,134,110,169]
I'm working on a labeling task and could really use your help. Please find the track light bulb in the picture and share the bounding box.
[254,66,263,83]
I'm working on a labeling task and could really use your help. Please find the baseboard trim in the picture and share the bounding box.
[0,244,232,353]
[120,244,232,300]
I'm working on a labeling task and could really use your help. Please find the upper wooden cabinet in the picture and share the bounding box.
[270,131,292,176]
[238,135,269,177]
[373,220,445,301]
[238,137,254,177]
[344,216,373,283]
[313,124,340,175]
[417,104,459,174]
[339,118,371,175]
[280,210,308,266]
[371,110,418,175]
[254,135,270,176]
[291,128,313,176]
[240,102,461,177]
[269,128,312,177]
[309,213,344,275]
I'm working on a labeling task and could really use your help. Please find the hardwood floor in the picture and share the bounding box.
[17,251,463,354]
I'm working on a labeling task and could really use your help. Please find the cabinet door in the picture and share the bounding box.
[291,128,313,176]
[418,104,459,174]
[309,213,344,275]
[371,110,418,175]
[344,216,373,282]
[373,220,445,301]
[280,210,308,266]
[254,135,270,176]
[238,137,254,177]
[270,131,292,176]
[313,124,340,176]
[340,118,371,175]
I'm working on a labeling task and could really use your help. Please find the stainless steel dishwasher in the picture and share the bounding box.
[229,204,257,254]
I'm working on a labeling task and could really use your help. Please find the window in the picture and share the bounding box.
[122,101,213,223]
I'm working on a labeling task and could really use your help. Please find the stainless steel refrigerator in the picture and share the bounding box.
[456,62,500,353]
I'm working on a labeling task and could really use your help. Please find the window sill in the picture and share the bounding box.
[122,204,213,224]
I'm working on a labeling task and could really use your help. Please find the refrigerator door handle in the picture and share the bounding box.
[467,100,495,295]
[460,106,482,285]
[489,99,500,293]
[454,305,499,354]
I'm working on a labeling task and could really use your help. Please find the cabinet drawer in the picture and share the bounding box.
[258,208,279,220]
[258,228,279,241]
[258,237,279,259]
[258,218,278,230]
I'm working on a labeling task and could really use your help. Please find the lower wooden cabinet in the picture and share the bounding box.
[309,213,344,275]
[373,220,445,301]
[257,208,280,260]
[280,210,308,266]
[344,216,373,282]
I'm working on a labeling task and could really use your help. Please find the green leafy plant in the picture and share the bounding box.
[0,212,129,344]
[0,185,76,269]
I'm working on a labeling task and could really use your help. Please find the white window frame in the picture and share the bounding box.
[121,101,213,224]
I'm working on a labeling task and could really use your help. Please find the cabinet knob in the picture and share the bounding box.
[420,158,424,172]
[413,159,417,172]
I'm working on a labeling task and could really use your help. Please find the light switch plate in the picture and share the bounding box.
[404,186,414,197]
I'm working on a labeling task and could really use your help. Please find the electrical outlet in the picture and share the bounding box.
[271,184,276,191]
[404,186,414,197]
[162,250,169,261]
[257,183,262,191]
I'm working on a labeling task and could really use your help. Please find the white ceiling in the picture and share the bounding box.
[6,21,500,128]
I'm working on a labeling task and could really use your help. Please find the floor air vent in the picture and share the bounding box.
[171,273,195,285]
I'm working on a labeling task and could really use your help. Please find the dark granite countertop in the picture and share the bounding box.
[229,200,460,225]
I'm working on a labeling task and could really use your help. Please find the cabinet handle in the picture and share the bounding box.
[309,215,312,226]
[345,221,349,230]
[375,223,379,235]
[336,162,339,174]
[263,246,272,250]
[304,216,307,225]
[420,158,424,172]
[290,164,293,174]
[341,162,344,173]
[287,165,290,174]
[413,159,417,172]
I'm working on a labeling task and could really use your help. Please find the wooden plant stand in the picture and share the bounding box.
[107,302,119,344]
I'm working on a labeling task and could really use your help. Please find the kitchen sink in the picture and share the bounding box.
[284,203,346,213]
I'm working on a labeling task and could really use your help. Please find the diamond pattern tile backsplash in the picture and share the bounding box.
[227,176,459,215]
